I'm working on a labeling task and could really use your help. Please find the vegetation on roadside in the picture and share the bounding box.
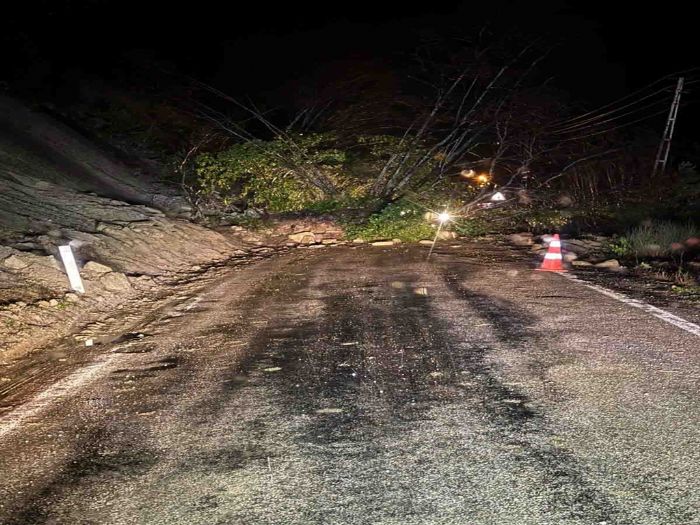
[343,200,436,242]
[608,222,698,260]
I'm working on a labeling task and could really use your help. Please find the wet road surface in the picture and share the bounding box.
[1,243,699,524]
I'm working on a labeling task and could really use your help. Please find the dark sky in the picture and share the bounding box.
[3,1,698,122]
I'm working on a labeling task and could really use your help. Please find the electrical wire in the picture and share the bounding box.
[548,66,700,128]
[549,106,677,143]
[550,86,674,133]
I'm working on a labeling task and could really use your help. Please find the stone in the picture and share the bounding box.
[37,300,51,308]
[392,239,403,244]
[64,293,80,302]
[2,255,29,270]
[572,260,593,267]
[352,238,366,244]
[436,231,457,240]
[419,240,434,245]
[371,241,394,246]
[595,259,621,269]
[82,261,113,275]
[48,299,59,307]
[563,252,578,262]
[322,239,338,245]
[100,272,132,292]
[288,231,316,244]
[508,233,534,246]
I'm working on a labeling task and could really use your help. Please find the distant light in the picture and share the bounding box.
[476,174,490,184]
[438,212,451,223]
[491,191,506,202]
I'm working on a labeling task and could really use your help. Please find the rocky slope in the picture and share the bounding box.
[0,95,241,361]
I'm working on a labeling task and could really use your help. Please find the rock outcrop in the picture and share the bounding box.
[0,95,240,360]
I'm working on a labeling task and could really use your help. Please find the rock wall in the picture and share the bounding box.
[0,96,241,360]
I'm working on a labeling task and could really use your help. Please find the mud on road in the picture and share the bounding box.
[1,242,699,524]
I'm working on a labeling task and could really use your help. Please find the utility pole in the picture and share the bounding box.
[652,77,684,178]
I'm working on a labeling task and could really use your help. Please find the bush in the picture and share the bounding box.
[194,133,349,212]
[344,200,437,242]
[609,221,699,260]
[520,209,571,233]
[453,217,491,237]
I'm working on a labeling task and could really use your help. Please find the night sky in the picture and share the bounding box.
[3,1,698,134]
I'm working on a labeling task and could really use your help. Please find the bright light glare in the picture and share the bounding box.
[438,212,451,223]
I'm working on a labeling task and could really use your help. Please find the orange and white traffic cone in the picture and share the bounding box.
[536,234,566,272]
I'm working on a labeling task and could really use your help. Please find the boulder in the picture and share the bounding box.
[82,261,113,275]
[99,272,132,292]
[288,231,316,244]
[508,233,534,246]
[436,231,457,240]
[2,254,29,270]
[595,259,621,269]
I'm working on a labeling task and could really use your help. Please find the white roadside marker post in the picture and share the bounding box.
[58,245,85,294]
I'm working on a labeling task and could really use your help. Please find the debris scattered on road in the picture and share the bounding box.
[263,367,282,372]
[84,338,94,347]
[340,341,358,346]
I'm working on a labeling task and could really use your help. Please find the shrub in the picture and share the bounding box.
[344,200,437,242]
[453,217,491,237]
[194,133,349,212]
[609,221,699,260]
[520,209,571,233]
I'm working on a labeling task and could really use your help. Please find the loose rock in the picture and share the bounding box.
[595,259,621,269]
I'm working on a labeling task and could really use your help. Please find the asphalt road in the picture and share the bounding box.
[1,242,699,524]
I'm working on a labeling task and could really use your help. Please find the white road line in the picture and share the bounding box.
[0,357,115,440]
[561,273,700,338]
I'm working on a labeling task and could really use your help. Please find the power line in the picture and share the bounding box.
[550,85,674,134]
[548,67,700,128]
[547,106,677,143]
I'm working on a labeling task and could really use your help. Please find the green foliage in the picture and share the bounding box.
[519,209,571,233]
[194,133,348,212]
[453,217,491,237]
[671,284,700,298]
[301,195,374,214]
[345,200,437,242]
[608,221,698,259]
[608,237,634,258]
[356,134,437,192]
